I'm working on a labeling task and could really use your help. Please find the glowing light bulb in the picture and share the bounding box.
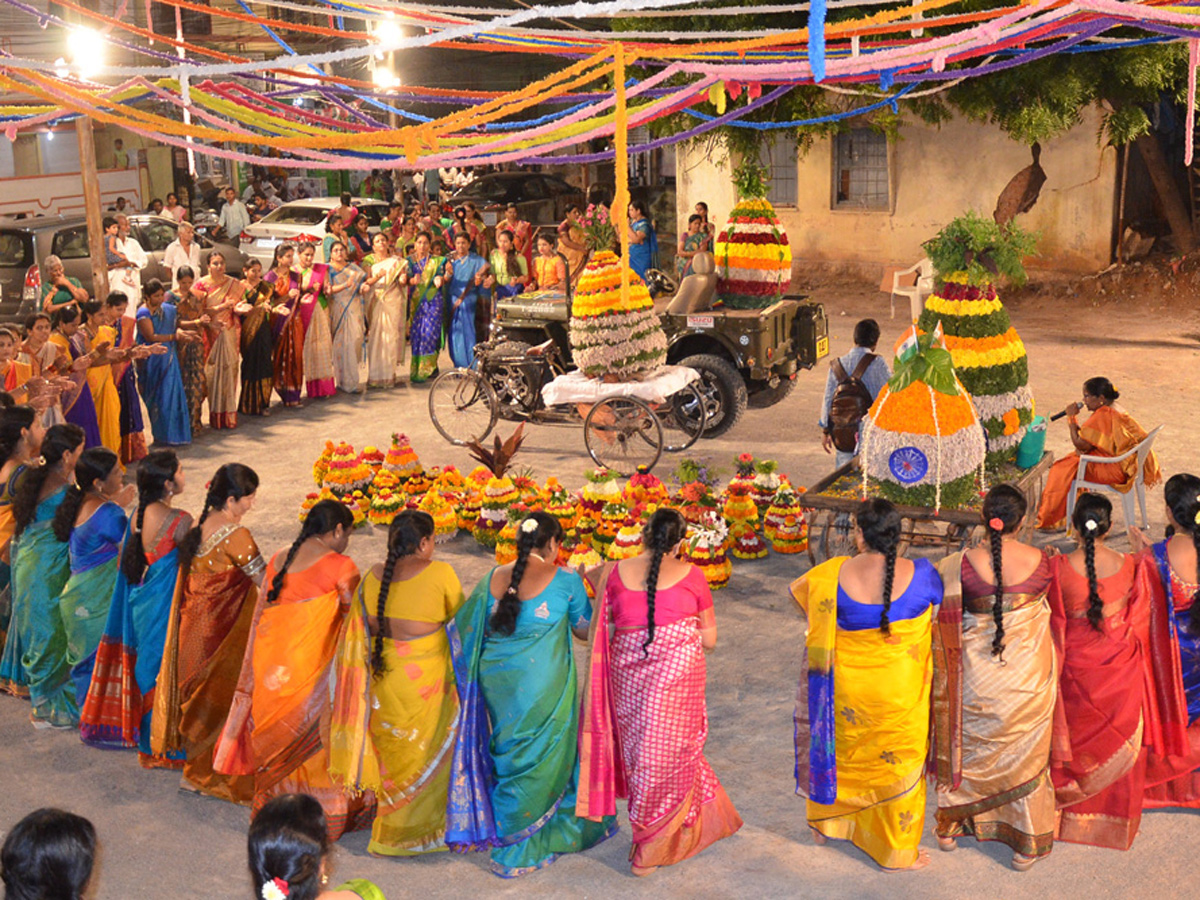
[67,27,106,79]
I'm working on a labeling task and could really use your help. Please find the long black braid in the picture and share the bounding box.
[981,484,1028,658]
[120,450,180,584]
[0,405,36,465]
[177,463,260,573]
[12,424,84,538]
[52,447,118,543]
[371,510,434,677]
[1072,492,1112,632]
[1163,474,1200,634]
[855,498,902,635]
[641,508,687,656]
[491,512,562,637]
[265,500,352,606]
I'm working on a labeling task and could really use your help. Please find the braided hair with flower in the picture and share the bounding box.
[640,508,687,656]
[265,500,352,606]
[247,793,330,900]
[1071,493,1112,632]
[12,423,85,538]
[981,484,1028,658]
[370,510,434,677]
[491,512,562,637]
[120,450,180,584]
[855,498,902,635]
[177,463,260,573]
[1164,474,1200,634]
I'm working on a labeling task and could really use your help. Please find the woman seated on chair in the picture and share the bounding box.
[1036,377,1160,531]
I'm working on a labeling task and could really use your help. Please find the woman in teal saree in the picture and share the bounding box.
[0,424,85,726]
[448,512,616,877]
[406,232,447,383]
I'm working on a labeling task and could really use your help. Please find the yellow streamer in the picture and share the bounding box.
[613,43,631,311]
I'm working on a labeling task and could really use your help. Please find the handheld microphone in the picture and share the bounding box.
[1049,409,1070,422]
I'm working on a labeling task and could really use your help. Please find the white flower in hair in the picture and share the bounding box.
[1084,519,1098,532]
[261,880,288,900]
[520,518,539,534]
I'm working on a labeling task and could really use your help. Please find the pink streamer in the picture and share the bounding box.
[1188,40,1198,167]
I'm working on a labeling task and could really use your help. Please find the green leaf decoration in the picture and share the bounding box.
[921,210,1039,288]
[888,330,961,396]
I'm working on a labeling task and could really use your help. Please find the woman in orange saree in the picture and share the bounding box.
[152,463,264,804]
[1049,494,1188,849]
[580,509,741,876]
[266,244,304,408]
[934,485,1056,870]
[1037,377,1160,530]
[214,500,375,838]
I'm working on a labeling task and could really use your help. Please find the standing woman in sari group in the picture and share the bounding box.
[52,446,134,717]
[136,280,194,447]
[790,498,940,872]
[0,406,43,677]
[79,299,126,455]
[444,232,488,370]
[500,204,533,272]
[557,205,588,286]
[1142,473,1200,806]
[583,509,742,875]
[363,232,407,389]
[192,251,243,428]
[48,307,103,449]
[933,484,1056,869]
[214,500,375,838]
[79,450,191,768]
[627,201,657,282]
[450,512,617,876]
[1048,493,1187,849]
[327,241,367,394]
[1037,377,1161,530]
[266,244,304,408]
[294,243,336,401]
[406,232,447,383]
[485,230,529,308]
[236,260,274,417]
[153,463,264,803]
[330,510,464,856]
[0,424,85,725]
[168,266,208,434]
[105,291,150,464]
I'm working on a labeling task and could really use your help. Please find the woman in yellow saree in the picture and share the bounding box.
[152,463,264,804]
[791,499,940,871]
[1037,377,1160,530]
[330,510,464,856]
[214,500,374,839]
[934,484,1056,870]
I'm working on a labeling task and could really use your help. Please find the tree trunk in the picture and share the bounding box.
[1134,133,1194,253]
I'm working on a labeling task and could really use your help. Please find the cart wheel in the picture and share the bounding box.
[818,510,856,562]
[428,368,498,446]
[659,382,708,452]
[584,396,662,476]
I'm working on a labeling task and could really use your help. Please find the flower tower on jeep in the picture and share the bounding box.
[569,250,668,380]
[917,211,1038,465]
[714,160,793,309]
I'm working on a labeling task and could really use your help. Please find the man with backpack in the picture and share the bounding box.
[819,318,891,468]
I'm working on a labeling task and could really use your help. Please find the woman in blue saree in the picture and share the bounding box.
[407,232,447,383]
[445,232,489,369]
[0,424,85,726]
[79,449,191,769]
[628,201,657,282]
[136,279,193,446]
[448,512,617,877]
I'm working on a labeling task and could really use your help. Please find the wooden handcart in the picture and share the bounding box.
[801,452,1054,565]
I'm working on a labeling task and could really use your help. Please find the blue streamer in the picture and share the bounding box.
[809,0,827,83]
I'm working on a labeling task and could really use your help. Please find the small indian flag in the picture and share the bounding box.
[931,320,945,349]
[895,327,919,364]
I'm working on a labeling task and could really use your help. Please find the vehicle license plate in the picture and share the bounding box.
[258,237,280,248]
[816,336,829,358]
[687,315,714,329]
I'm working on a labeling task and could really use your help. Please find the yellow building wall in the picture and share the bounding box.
[676,107,1117,276]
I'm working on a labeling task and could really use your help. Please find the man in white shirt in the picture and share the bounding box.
[110,214,147,301]
[163,222,201,292]
[217,187,251,241]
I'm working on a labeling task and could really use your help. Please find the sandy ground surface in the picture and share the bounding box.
[2,282,1199,899]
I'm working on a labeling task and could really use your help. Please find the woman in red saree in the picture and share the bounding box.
[265,244,304,408]
[1037,377,1160,530]
[580,509,741,876]
[152,463,264,804]
[1048,493,1188,849]
[214,500,375,838]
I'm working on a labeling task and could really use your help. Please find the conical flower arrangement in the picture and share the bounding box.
[568,250,668,380]
[714,162,792,310]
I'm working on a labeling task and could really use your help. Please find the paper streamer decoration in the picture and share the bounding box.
[809,0,827,83]
[1188,39,1199,167]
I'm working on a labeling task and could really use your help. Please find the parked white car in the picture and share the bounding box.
[239,197,389,266]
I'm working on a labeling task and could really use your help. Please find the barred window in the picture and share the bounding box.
[833,128,889,210]
[757,135,798,207]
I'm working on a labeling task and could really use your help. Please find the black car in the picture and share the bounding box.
[448,173,584,228]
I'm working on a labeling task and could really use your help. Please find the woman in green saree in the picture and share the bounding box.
[448,512,617,877]
[405,232,447,383]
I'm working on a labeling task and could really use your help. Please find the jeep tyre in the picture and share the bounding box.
[678,354,747,438]
[748,375,797,409]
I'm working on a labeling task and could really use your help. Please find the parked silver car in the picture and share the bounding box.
[0,214,248,322]
[239,197,389,266]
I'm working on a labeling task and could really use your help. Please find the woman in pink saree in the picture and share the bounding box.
[580,509,742,876]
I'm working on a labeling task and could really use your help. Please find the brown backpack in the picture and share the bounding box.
[827,354,878,453]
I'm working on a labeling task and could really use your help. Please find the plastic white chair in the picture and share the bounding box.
[889,257,935,321]
[1066,425,1163,530]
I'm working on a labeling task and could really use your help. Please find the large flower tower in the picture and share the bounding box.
[916,212,1038,465]
[714,160,793,309]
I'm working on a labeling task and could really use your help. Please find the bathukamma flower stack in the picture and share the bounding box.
[568,250,667,380]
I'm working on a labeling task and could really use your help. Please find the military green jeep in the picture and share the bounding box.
[491,281,829,437]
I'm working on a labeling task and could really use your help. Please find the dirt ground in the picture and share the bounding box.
[1,275,1199,899]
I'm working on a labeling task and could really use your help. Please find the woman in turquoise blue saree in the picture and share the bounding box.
[448,512,616,877]
[0,424,85,726]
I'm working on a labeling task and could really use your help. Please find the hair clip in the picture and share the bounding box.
[988,517,1004,532]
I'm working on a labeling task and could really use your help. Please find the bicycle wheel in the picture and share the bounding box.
[661,381,708,452]
[584,396,662,476]
[428,368,498,446]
